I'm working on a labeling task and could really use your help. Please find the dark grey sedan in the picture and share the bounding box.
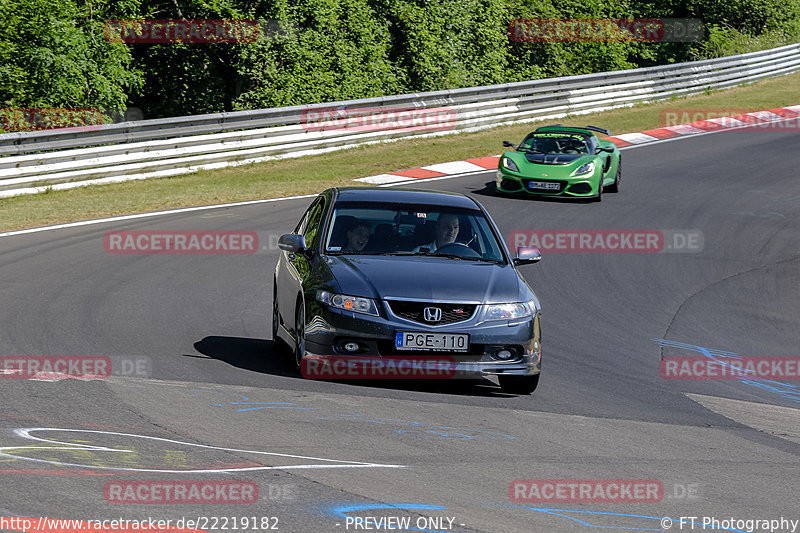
[272,187,543,394]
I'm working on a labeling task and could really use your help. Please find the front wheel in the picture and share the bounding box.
[592,177,603,202]
[272,282,288,354]
[607,155,621,193]
[498,373,540,395]
[294,302,306,373]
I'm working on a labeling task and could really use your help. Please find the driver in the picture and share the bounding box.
[343,220,371,252]
[413,213,459,253]
[561,137,585,154]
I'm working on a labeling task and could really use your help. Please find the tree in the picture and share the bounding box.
[0,0,142,112]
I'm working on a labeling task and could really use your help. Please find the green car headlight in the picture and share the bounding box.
[502,157,519,172]
[485,301,536,321]
[317,290,379,316]
[571,161,596,176]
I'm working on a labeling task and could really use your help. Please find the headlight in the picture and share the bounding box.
[571,161,595,176]
[502,157,519,172]
[485,301,536,321]
[316,290,379,316]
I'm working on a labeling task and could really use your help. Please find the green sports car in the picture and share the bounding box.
[496,125,621,201]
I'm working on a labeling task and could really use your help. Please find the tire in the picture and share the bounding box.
[293,301,306,373]
[498,373,540,395]
[272,282,288,354]
[607,155,621,193]
[592,176,603,202]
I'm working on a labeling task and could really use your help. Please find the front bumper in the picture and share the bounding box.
[496,169,600,197]
[301,301,541,379]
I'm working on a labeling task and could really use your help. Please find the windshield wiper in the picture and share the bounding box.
[383,251,499,263]
[326,251,381,255]
[433,253,500,263]
[381,252,431,256]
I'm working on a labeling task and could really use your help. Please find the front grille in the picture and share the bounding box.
[568,182,592,194]
[387,300,477,325]
[500,178,522,191]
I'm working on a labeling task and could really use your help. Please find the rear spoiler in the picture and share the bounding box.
[584,125,610,136]
[534,124,611,136]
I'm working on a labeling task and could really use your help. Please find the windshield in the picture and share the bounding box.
[519,132,591,155]
[324,202,506,262]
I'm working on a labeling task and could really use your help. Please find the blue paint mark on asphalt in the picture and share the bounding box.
[188,389,311,410]
[184,392,516,439]
[235,404,312,412]
[653,339,800,405]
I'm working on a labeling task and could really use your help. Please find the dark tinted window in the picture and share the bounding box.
[323,202,505,262]
[301,196,326,248]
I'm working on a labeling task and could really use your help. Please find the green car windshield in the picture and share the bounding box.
[519,133,590,155]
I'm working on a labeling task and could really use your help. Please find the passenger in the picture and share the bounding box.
[343,220,371,252]
[413,213,459,253]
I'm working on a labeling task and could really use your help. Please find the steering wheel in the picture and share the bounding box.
[435,242,482,259]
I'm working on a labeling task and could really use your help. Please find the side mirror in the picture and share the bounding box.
[502,140,516,148]
[278,233,307,253]
[513,246,542,266]
[596,146,615,154]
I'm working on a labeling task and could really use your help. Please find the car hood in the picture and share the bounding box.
[504,151,596,172]
[324,255,527,303]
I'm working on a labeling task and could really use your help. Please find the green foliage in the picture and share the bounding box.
[1,0,798,120]
[233,0,401,109]
[0,0,142,109]
[375,0,511,91]
[127,0,256,116]
[691,23,800,58]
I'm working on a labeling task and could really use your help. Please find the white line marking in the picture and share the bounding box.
[355,174,414,184]
[612,132,660,144]
[746,111,781,121]
[0,428,404,472]
[706,117,745,128]
[377,170,487,187]
[663,124,708,135]
[421,161,485,174]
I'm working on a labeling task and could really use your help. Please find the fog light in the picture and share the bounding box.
[496,349,513,360]
[344,342,360,353]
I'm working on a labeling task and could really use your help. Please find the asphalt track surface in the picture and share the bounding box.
[1,127,798,533]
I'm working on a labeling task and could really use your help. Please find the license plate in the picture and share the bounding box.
[395,332,469,351]
[528,181,560,190]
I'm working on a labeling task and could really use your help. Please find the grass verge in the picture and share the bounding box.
[2,71,800,233]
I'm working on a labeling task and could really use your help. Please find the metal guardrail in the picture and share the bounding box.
[2,42,800,196]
